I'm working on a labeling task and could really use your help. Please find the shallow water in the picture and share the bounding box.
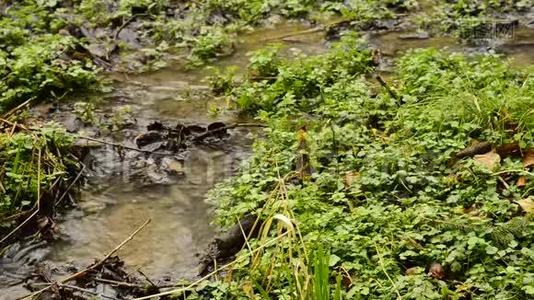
[48,147,246,278]
[43,70,257,279]
[369,26,534,67]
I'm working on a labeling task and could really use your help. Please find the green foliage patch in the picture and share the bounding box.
[0,124,79,221]
[199,36,534,298]
[0,1,98,113]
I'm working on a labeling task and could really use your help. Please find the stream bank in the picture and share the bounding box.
[1,2,534,299]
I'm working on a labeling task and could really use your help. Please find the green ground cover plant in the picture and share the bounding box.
[194,35,534,299]
[0,2,99,113]
[0,123,80,235]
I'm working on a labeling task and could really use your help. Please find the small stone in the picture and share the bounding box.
[428,262,445,279]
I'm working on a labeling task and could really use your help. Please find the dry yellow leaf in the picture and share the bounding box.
[517,197,534,214]
[344,170,360,188]
[474,150,501,170]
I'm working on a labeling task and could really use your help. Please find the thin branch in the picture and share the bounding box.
[54,162,86,206]
[137,268,157,288]
[375,74,400,102]
[261,19,347,42]
[0,210,39,245]
[94,278,142,288]
[60,284,118,300]
[94,277,182,289]
[193,123,266,142]
[0,117,30,131]
[77,135,171,156]
[2,98,34,118]
[114,13,147,40]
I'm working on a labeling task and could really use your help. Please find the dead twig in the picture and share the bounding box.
[60,284,118,300]
[94,277,182,289]
[77,135,171,156]
[375,74,400,102]
[114,13,147,40]
[0,210,39,245]
[2,98,34,118]
[0,118,167,156]
[261,19,348,42]
[94,278,142,288]
[0,117,30,131]
[19,218,151,300]
[137,268,157,288]
[54,162,86,206]
[193,123,266,142]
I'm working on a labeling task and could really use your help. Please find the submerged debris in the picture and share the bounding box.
[199,214,262,276]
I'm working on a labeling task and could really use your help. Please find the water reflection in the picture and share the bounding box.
[49,145,251,278]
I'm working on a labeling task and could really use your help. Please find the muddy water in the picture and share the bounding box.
[49,148,245,278]
[498,26,534,66]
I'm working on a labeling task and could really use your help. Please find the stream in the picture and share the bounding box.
[1,19,534,300]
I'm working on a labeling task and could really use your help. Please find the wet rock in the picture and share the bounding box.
[364,19,399,31]
[0,241,49,287]
[183,124,206,136]
[140,141,164,152]
[207,121,226,132]
[96,284,119,298]
[399,31,430,40]
[265,14,283,26]
[63,115,83,133]
[117,27,142,49]
[161,157,184,176]
[134,131,163,148]
[206,121,227,138]
[147,121,165,131]
[85,43,110,58]
[199,214,262,276]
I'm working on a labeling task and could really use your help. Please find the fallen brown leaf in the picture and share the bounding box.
[456,141,492,159]
[523,149,534,168]
[496,143,520,157]
[517,176,527,187]
[474,150,501,170]
[344,170,360,188]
